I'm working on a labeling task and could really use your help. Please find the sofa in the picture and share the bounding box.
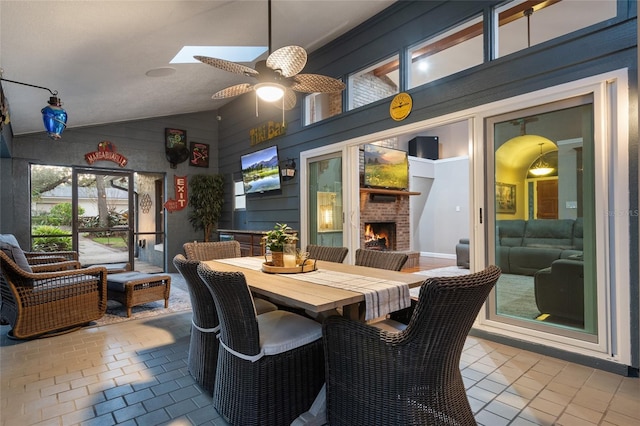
[455,238,470,268]
[454,219,585,324]
[495,218,583,275]
[454,218,583,275]
[534,255,584,324]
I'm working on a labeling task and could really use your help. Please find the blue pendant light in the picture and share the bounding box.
[41,96,67,140]
[0,72,68,140]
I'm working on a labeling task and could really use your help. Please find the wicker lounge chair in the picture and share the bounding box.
[197,263,325,426]
[323,265,501,426]
[355,248,408,271]
[306,244,348,263]
[0,247,107,339]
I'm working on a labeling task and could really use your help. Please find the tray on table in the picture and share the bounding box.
[261,259,317,274]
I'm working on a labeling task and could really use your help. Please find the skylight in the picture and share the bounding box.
[170,46,268,64]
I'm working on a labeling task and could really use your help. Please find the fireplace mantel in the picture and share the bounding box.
[360,188,421,196]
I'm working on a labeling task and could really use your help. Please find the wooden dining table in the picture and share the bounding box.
[202,256,425,321]
[202,256,426,426]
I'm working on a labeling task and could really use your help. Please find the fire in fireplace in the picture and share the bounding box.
[364,222,396,251]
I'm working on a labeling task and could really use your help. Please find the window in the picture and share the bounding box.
[408,15,483,89]
[304,91,343,125]
[348,55,399,110]
[494,0,617,59]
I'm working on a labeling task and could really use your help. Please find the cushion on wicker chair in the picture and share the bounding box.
[0,241,32,273]
[257,310,322,356]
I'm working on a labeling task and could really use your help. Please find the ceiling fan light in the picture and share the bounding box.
[255,83,285,102]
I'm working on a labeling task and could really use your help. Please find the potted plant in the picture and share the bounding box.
[263,223,298,267]
[188,174,224,242]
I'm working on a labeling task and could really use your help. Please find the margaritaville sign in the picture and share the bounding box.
[249,121,287,146]
[84,141,128,167]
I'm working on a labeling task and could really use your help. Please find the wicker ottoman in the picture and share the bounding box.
[106,272,171,317]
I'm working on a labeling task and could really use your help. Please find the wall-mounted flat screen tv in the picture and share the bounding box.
[363,144,409,190]
[240,145,281,194]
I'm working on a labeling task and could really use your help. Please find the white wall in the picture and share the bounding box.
[410,156,469,257]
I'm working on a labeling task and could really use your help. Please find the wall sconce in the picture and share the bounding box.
[319,204,333,229]
[0,73,68,140]
[281,158,296,181]
[317,191,337,230]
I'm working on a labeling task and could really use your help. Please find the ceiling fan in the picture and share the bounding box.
[195,0,345,111]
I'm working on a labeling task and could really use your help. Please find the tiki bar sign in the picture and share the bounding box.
[85,141,128,167]
[249,121,287,146]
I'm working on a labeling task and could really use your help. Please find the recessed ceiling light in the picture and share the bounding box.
[146,67,177,77]
[170,46,268,64]
[418,60,429,72]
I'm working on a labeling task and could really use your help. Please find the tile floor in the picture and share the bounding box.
[1,288,639,425]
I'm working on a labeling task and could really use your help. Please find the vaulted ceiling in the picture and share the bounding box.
[0,0,395,136]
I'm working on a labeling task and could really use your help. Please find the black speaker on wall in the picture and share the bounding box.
[408,136,439,160]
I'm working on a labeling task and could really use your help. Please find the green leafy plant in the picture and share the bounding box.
[262,223,297,252]
[188,174,224,242]
[31,225,72,251]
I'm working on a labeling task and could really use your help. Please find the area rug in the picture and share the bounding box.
[413,265,471,278]
[494,273,540,320]
[91,273,193,327]
[413,268,540,320]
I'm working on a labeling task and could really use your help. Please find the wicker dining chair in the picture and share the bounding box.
[183,240,241,261]
[197,263,325,426]
[184,240,277,314]
[172,254,220,394]
[355,248,408,271]
[306,244,348,263]
[323,265,501,426]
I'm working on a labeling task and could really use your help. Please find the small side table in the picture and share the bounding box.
[106,272,171,317]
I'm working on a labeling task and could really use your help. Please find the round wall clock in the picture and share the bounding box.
[389,92,413,121]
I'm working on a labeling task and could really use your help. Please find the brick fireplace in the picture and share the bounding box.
[359,192,410,252]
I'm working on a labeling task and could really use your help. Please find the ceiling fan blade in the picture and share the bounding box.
[195,56,259,77]
[291,74,346,93]
[266,46,307,77]
[272,88,297,110]
[212,83,254,99]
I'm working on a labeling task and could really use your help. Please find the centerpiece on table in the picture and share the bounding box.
[262,223,298,267]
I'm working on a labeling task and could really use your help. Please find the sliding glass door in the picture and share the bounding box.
[486,96,597,340]
[307,154,343,247]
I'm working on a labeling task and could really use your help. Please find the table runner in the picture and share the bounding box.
[214,257,410,321]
